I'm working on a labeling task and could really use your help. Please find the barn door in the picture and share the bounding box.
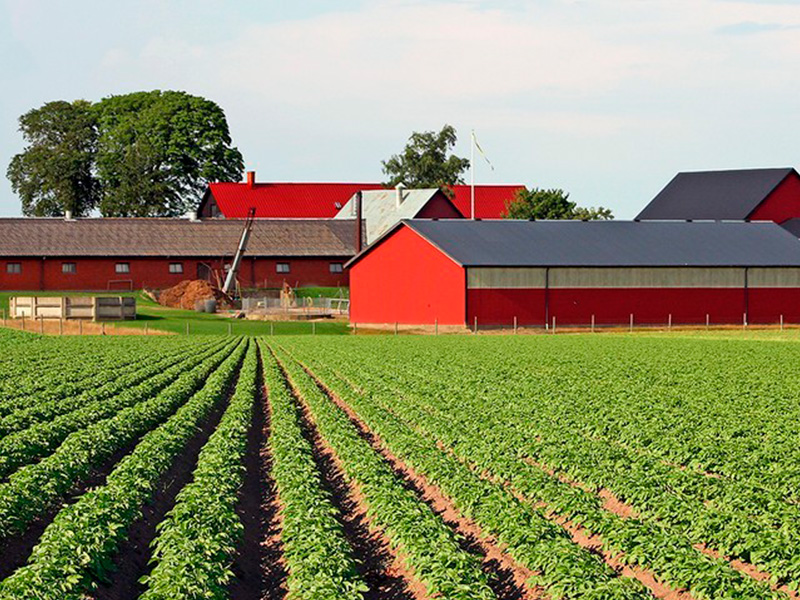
[197,263,212,281]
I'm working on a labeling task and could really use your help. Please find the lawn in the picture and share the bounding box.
[0,290,350,336]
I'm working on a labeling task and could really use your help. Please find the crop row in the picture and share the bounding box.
[0,338,241,540]
[283,338,782,600]
[0,337,222,438]
[285,348,652,600]
[271,345,497,600]
[350,340,800,588]
[0,336,178,408]
[260,342,366,600]
[0,338,231,482]
[0,339,247,599]
[139,340,259,600]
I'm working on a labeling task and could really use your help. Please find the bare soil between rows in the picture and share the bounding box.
[228,345,287,600]
[272,349,418,600]
[90,370,239,600]
[295,357,537,600]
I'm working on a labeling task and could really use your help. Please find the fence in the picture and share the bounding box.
[241,296,349,318]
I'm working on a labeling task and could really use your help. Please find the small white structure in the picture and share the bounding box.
[10,296,136,321]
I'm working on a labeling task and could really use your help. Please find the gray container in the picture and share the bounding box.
[203,299,217,314]
[194,300,206,313]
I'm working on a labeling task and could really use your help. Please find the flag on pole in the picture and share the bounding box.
[472,130,494,171]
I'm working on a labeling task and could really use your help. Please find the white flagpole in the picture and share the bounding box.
[471,130,475,220]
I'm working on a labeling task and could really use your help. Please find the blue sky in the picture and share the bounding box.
[1,0,798,218]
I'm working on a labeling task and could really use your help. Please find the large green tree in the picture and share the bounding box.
[7,100,99,217]
[503,187,613,220]
[95,91,244,216]
[382,125,470,192]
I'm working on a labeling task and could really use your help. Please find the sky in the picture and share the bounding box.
[0,0,798,219]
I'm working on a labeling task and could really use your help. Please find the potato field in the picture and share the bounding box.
[1,328,799,600]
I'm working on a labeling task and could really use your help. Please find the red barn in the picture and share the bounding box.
[348,219,800,327]
[638,167,800,224]
[0,218,358,291]
[198,171,524,220]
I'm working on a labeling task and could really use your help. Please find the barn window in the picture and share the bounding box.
[329,262,343,273]
[276,263,290,274]
[6,263,21,274]
[169,262,184,274]
[62,262,76,274]
[115,262,130,274]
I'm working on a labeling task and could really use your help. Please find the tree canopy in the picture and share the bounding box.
[7,100,99,217]
[7,91,243,217]
[382,125,470,193]
[503,187,613,220]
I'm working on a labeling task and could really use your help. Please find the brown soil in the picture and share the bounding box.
[0,319,169,336]
[296,359,540,600]
[694,544,799,599]
[90,373,237,600]
[270,352,421,600]
[158,279,229,310]
[228,347,287,600]
[0,436,144,582]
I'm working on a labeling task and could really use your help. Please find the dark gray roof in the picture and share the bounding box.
[779,218,800,239]
[353,219,800,267]
[637,168,797,220]
[0,218,359,257]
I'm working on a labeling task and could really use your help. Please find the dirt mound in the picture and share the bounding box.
[158,280,227,310]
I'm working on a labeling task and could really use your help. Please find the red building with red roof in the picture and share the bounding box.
[198,171,524,220]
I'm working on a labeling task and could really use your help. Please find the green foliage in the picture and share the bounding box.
[140,342,258,600]
[7,100,99,216]
[503,187,613,220]
[272,345,496,600]
[260,343,366,600]
[94,90,243,216]
[7,91,243,217]
[382,124,470,193]
[0,340,246,600]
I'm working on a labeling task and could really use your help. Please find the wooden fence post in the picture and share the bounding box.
[706,313,710,329]
[591,314,595,333]
[743,313,747,329]
[552,316,556,334]
[780,314,784,332]
[353,322,358,335]
[59,318,63,336]
[435,318,439,335]
[79,319,83,336]
[629,313,633,333]
[668,314,672,331]
[395,322,399,336]
[102,322,106,336]
[513,316,517,334]
[473,317,478,335]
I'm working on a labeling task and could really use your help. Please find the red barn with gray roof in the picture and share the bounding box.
[347,219,800,328]
[637,167,800,223]
[0,218,359,291]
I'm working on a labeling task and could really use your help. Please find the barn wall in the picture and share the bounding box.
[466,266,800,326]
[416,194,464,220]
[748,174,800,223]
[349,225,465,325]
[0,257,350,291]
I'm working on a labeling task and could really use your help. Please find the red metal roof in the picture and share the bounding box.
[205,181,525,220]
[207,182,386,218]
[448,185,525,219]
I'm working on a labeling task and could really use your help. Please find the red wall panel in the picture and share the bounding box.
[748,174,800,223]
[468,287,757,326]
[416,194,463,220]
[748,288,800,323]
[350,225,465,325]
[0,257,349,291]
[467,289,546,326]
[548,288,746,326]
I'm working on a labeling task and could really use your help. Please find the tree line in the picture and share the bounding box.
[7,91,243,217]
[8,94,612,220]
